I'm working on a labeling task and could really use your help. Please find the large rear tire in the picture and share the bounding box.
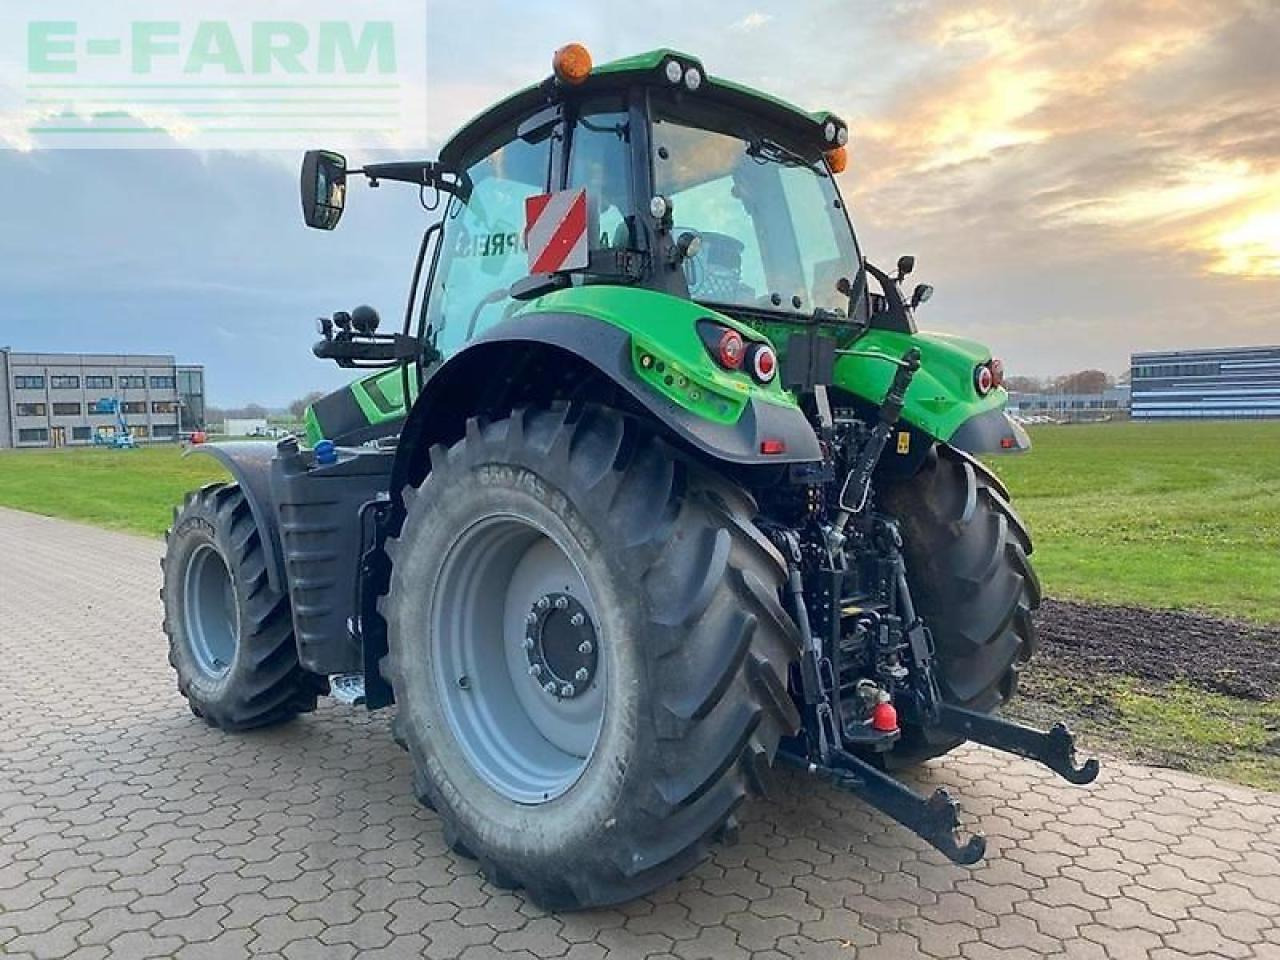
[162,483,317,730]
[879,445,1041,764]
[380,405,802,910]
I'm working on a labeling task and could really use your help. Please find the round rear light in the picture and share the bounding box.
[748,343,777,383]
[975,365,995,395]
[989,358,1005,388]
[717,330,745,369]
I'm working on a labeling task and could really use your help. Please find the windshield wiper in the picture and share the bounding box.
[745,136,815,169]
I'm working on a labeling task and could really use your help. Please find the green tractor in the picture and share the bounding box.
[162,45,1096,909]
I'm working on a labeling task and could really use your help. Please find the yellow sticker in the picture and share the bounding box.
[896,431,911,454]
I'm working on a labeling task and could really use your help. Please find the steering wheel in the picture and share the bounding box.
[682,230,755,302]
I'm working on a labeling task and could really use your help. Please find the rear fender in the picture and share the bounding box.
[389,308,822,500]
[828,327,1028,456]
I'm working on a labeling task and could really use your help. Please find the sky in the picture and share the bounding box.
[1,0,1278,406]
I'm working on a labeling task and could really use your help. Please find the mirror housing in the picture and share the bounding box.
[896,254,916,280]
[301,150,348,230]
[911,283,934,308]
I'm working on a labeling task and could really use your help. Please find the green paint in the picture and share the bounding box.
[516,286,798,423]
[304,366,419,447]
[735,319,1001,442]
[830,328,1003,441]
[440,47,843,169]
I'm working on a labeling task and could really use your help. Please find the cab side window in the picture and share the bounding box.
[566,104,633,251]
[429,132,553,357]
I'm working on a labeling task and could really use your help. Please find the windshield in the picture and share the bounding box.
[652,111,861,319]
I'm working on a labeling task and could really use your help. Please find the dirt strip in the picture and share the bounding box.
[1033,597,1280,701]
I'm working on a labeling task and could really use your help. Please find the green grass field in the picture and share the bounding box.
[0,445,229,536]
[1,420,1277,621]
[987,420,1280,623]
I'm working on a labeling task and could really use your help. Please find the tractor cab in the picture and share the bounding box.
[302,47,879,369]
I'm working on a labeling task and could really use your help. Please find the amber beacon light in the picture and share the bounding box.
[553,43,593,85]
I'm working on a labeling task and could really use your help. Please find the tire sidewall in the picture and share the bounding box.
[389,456,652,868]
[164,500,246,707]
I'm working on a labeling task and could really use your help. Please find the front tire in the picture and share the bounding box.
[380,406,801,910]
[880,445,1041,764]
[162,483,317,730]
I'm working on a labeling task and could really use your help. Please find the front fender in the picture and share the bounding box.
[184,442,286,593]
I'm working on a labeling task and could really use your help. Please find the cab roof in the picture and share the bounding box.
[437,48,848,170]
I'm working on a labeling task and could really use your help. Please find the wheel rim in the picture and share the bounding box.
[431,514,607,805]
[183,543,239,680]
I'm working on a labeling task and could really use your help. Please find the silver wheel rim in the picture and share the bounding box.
[430,514,606,804]
[183,543,239,680]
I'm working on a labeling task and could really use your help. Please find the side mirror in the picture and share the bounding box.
[896,254,916,279]
[301,150,348,230]
[911,283,934,308]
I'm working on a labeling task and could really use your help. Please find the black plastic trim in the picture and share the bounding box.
[185,442,286,594]
[948,407,1030,455]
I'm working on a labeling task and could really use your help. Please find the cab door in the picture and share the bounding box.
[422,114,562,360]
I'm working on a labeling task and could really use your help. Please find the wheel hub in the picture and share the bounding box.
[524,592,597,699]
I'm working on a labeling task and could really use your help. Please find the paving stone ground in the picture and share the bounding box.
[2,505,1279,960]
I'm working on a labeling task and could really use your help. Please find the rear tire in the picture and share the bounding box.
[380,405,802,910]
[162,483,317,730]
[879,445,1041,765]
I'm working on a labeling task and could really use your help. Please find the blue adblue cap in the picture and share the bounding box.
[314,439,338,465]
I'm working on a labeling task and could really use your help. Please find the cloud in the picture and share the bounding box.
[731,12,772,32]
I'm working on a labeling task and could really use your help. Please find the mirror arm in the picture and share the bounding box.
[354,161,469,199]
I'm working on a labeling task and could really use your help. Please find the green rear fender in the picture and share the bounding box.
[830,328,1008,442]
[518,285,800,423]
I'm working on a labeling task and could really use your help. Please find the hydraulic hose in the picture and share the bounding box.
[826,348,922,553]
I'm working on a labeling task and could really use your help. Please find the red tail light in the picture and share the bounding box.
[989,358,1005,388]
[760,438,787,455]
[975,364,995,396]
[716,329,745,369]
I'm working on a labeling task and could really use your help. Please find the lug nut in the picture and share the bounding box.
[522,636,534,650]
[555,596,569,609]
[578,640,593,655]
[570,612,585,627]
[561,683,575,697]
[574,668,589,683]
[528,664,542,677]
[543,681,557,695]
[525,611,537,625]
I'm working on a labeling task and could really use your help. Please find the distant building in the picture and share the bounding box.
[224,418,270,437]
[1007,386,1130,422]
[1130,346,1280,420]
[0,350,206,449]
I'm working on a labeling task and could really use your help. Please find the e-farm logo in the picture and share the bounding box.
[1,1,427,150]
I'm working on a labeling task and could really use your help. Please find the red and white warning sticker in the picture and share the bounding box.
[524,188,590,275]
